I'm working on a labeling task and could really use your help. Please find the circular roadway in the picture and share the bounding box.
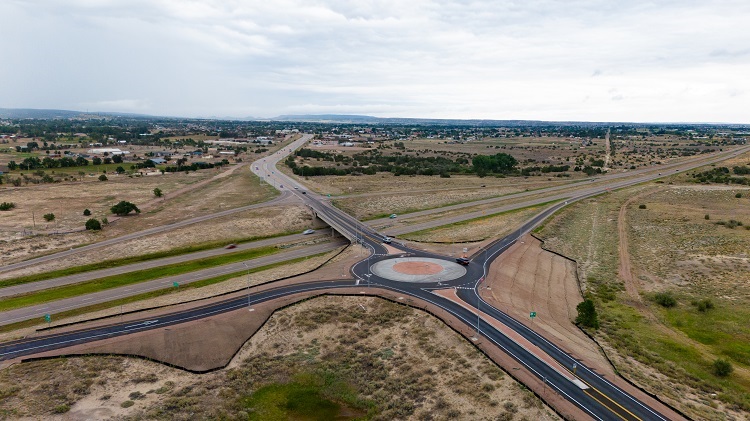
[370,257,467,283]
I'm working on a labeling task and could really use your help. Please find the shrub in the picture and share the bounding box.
[713,359,733,377]
[693,298,715,312]
[53,404,70,413]
[102,217,108,225]
[653,292,677,307]
[120,400,135,408]
[704,214,710,220]
[638,204,647,209]
[736,193,743,198]
[85,218,102,231]
[98,174,108,181]
[110,201,140,216]
[153,187,163,197]
[43,213,55,222]
[0,202,15,211]
[83,209,91,216]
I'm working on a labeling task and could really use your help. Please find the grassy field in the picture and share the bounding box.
[400,202,555,243]
[0,245,284,312]
[537,183,750,419]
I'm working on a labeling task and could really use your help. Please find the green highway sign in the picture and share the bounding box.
[44,314,51,323]
[173,282,179,288]
[530,311,537,318]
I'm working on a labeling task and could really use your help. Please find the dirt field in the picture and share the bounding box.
[0,295,561,421]
[0,204,312,279]
[537,182,750,420]
[0,165,278,265]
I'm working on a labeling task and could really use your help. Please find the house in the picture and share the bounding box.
[153,151,174,157]
[149,158,167,165]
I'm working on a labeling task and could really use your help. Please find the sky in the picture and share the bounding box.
[1,0,749,123]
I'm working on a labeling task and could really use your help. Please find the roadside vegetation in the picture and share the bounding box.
[538,184,750,419]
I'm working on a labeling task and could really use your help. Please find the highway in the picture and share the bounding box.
[3,136,749,419]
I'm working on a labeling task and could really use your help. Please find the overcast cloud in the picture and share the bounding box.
[1,0,748,122]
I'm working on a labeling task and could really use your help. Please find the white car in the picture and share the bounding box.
[302,229,315,235]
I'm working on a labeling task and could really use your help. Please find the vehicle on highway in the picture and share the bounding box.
[279,185,283,188]
[302,229,315,235]
[389,214,397,219]
[301,191,306,194]
[225,243,237,249]
[456,257,470,265]
[382,236,392,244]
[294,186,298,189]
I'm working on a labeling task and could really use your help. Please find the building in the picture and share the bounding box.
[87,148,129,155]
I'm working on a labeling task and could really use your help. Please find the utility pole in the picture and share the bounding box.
[242,263,251,310]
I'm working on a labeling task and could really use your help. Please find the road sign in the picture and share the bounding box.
[44,314,51,323]
[173,282,179,288]
[530,311,537,318]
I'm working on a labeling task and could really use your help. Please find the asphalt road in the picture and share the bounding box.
[0,240,345,326]
[0,231,333,298]
[3,138,749,419]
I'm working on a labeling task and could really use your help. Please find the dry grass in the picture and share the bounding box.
[537,182,750,420]
[0,296,560,421]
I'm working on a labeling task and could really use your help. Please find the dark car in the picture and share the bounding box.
[456,257,470,265]
[225,243,237,249]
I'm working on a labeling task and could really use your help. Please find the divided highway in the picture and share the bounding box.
[3,136,749,419]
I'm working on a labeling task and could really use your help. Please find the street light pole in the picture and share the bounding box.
[242,263,251,310]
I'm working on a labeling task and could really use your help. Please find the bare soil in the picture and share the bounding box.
[0,296,561,421]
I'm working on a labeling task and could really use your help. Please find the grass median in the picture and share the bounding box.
[0,252,330,334]
[0,232,298,289]
[0,244,289,312]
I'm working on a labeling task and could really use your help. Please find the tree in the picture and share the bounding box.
[110,201,140,216]
[153,188,163,197]
[713,359,733,377]
[92,157,102,166]
[7,161,17,171]
[575,299,599,329]
[112,154,123,164]
[85,218,102,231]
[115,166,125,174]
[83,209,91,216]
[0,202,16,211]
[43,213,55,222]
[98,174,108,181]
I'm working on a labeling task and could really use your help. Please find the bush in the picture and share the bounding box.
[85,218,102,231]
[0,202,15,211]
[53,404,70,413]
[153,187,163,197]
[98,174,108,181]
[693,298,715,312]
[736,193,743,198]
[638,204,647,209]
[653,292,677,308]
[120,400,135,408]
[83,209,91,216]
[713,359,733,377]
[43,213,55,222]
[705,214,710,220]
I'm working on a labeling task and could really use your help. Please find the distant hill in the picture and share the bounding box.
[272,114,625,127]
[0,108,158,120]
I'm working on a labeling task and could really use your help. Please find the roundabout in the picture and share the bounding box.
[370,257,467,283]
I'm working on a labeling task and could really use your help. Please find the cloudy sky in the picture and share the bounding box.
[1,0,749,122]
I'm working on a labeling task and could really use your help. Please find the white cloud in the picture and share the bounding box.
[0,0,748,122]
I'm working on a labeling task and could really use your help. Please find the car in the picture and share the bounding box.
[294,186,298,190]
[382,236,392,244]
[302,229,315,235]
[301,191,306,194]
[389,214,397,219]
[225,243,237,249]
[279,185,283,188]
[456,257,470,265]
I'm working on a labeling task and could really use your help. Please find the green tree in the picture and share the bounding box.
[153,187,163,197]
[98,174,108,181]
[83,209,91,216]
[92,157,102,166]
[85,218,102,231]
[115,166,125,174]
[0,202,16,211]
[112,154,123,164]
[7,161,17,171]
[110,201,140,216]
[43,213,55,222]
[575,299,599,329]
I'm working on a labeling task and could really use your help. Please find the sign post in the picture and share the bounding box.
[173,282,179,288]
[44,314,51,327]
